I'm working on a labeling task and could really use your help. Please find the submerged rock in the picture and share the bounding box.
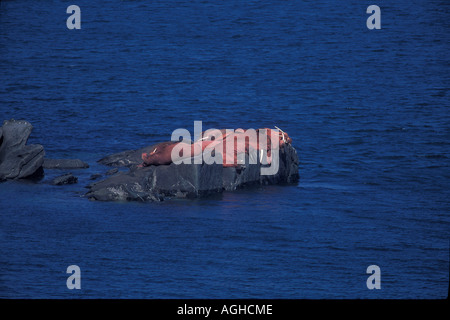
[0,119,45,181]
[43,158,89,169]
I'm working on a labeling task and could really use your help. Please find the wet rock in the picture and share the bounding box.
[52,173,78,185]
[0,119,45,181]
[43,158,89,169]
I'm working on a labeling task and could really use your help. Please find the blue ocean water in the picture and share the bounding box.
[0,0,448,299]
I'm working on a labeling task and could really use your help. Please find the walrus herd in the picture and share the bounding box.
[140,128,293,168]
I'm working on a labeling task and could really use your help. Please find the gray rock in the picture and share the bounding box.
[52,173,78,185]
[0,119,45,181]
[43,158,89,169]
[86,161,223,201]
[85,168,162,201]
[0,119,33,161]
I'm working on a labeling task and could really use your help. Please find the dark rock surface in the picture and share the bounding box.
[43,158,89,169]
[86,160,223,201]
[86,144,299,202]
[222,144,300,191]
[52,173,78,185]
[105,168,119,175]
[0,119,45,181]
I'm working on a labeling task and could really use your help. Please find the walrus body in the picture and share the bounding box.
[140,141,179,166]
[141,128,293,167]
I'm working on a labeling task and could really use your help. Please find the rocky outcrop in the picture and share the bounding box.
[0,119,45,181]
[86,143,299,202]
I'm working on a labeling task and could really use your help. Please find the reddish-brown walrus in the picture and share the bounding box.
[140,128,292,167]
[140,140,206,167]
[140,141,183,166]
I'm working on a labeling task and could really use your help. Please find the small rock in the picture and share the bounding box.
[89,173,102,180]
[52,173,78,186]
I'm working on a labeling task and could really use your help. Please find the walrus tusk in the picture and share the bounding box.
[274,126,287,144]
